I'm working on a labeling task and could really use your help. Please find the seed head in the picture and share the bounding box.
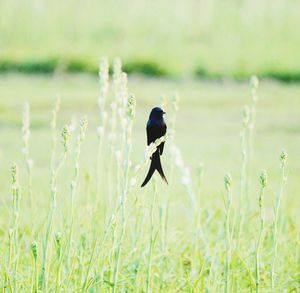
[224,173,232,190]
[79,116,88,141]
[11,163,18,185]
[11,163,20,201]
[61,125,70,152]
[280,149,287,166]
[259,170,267,188]
[55,232,61,246]
[31,241,38,260]
[54,232,62,257]
[127,94,136,119]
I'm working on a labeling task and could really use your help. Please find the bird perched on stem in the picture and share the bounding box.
[141,107,168,187]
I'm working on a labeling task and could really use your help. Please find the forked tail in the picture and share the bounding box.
[141,151,168,187]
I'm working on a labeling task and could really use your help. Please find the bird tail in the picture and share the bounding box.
[141,151,168,187]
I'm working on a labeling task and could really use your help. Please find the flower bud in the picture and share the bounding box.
[224,173,232,190]
[259,170,267,188]
[61,125,70,152]
[280,149,287,164]
[31,241,38,260]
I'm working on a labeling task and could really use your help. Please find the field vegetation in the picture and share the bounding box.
[0,57,299,291]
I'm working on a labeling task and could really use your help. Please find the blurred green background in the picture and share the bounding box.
[1,0,300,80]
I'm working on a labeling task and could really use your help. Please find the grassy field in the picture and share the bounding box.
[0,61,299,291]
[1,0,300,80]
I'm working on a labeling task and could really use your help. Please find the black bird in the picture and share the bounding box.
[141,107,168,187]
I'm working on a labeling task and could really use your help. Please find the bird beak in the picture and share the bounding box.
[163,111,166,114]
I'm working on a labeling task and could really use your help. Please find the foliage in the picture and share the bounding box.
[0,63,299,291]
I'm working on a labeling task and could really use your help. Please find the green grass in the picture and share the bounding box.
[0,69,299,291]
[1,0,300,79]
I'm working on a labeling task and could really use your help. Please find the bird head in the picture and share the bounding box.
[149,107,166,119]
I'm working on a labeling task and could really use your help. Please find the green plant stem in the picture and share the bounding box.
[40,152,67,291]
[270,162,287,291]
[55,257,62,293]
[112,121,132,293]
[12,166,20,293]
[224,186,232,293]
[81,235,98,292]
[237,125,248,248]
[255,186,265,293]
[32,258,38,293]
[146,180,157,293]
[67,125,86,276]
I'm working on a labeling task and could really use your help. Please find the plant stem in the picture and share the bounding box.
[11,163,20,293]
[255,182,265,293]
[146,180,157,293]
[111,93,134,293]
[270,152,287,291]
[66,117,87,276]
[40,152,66,291]
[224,174,232,293]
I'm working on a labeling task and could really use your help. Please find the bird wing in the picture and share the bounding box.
[147,120,166,154]
[147,121,158,145]
[159,122,167,155]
